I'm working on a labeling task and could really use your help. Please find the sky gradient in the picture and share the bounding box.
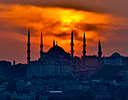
[0,0,128,64]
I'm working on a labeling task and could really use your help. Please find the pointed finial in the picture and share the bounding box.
[56,41,57,46]
[53,40,55,47]
[27,28,31,64]
[99,37,101,44]
[41,29,42,35]
[83,32,86,58]
[72,29,73,34]
[28,28,30,32]
[70,29,74,58]
[40,30,43,58]
[98,37,102,58]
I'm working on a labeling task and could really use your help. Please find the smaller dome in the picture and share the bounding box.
[110,52,121,58]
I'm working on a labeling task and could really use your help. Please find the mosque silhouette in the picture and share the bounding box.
[26,29,102,77]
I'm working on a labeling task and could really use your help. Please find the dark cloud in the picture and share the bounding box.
[43,30,82,41]
[45,31,70,39]
[42,21,62,29]
[0,0,98,13]
[75,23,106,31]
[73,30,82,41]
[88,38,96,43]
[0,19,27,36]
[1,0,128,16]
[52,32,70,38]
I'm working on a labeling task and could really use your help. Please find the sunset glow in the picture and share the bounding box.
[0,4,108,44]
[0,3,128,63]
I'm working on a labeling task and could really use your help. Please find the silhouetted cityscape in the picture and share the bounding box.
[0,29,128,100]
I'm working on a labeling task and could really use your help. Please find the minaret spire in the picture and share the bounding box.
[70,30,74,58]
[27,28,31,64]
[98,39,102,64]
[56,41,58,46]
[53,40,55,47]
[40,30,43,58]
[83,33,86,57]
[82,33,86,68]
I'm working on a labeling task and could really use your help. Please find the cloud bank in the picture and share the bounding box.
[0,3,128,63]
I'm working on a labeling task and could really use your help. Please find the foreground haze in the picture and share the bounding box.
[0,2,128,63]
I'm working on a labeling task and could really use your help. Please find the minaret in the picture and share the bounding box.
[98,39,102,64]
[56,41,58,46]
[53,40,55,47]
[27,29,31,64]
[70,30,74,58]
[40,31,43,58]
[82,33,86,68]
[83,33,86,57]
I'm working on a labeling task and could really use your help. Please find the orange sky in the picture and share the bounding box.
[0,3,128,64]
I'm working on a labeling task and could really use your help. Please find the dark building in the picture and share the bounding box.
[0,60,12,77]
[11,63,27,78]
[103,52,128,66]
[26,30,102,77]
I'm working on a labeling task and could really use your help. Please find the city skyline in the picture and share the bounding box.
[0,1,128,99]
[0,0,128,63]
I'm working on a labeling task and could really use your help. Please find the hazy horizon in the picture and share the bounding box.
[0,0,128,64]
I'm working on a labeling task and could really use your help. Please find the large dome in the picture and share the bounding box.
[110,52,121,58]
[47,45,67,55]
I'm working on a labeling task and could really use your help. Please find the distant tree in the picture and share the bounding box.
[78,91,94,100]
[13,98,20,100]
[10,64,27,78]
[107,85,116,99]
[35,95,39,100]
[6,79,16,91]
[92,65,123,81]
[115,86,128,100]
[32,75,37,79]
[6,95,11,100]
[54,85,58,91]
[47,97,54,100]
[64,99,69,100]
[0,78,6,85]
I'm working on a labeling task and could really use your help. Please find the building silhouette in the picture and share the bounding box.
[27,29,31,64]
[103,52,128,66]
[27,30,102,77]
